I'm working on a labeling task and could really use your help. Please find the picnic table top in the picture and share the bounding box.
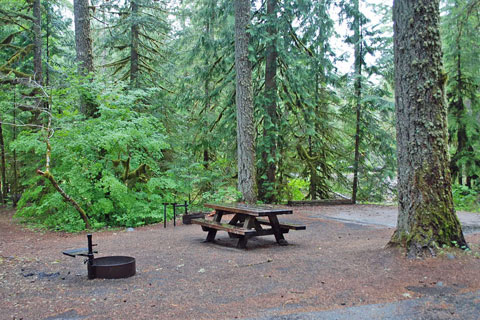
[204,203,293,217]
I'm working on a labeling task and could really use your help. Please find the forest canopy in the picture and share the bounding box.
[0,0,479,231]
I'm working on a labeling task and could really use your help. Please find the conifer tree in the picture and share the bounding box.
[442,0,480,187]
[235,0,256,203]
[391,0,467,257]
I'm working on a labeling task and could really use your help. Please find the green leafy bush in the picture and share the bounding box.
[452,184,480,213]
[14,85,179,231]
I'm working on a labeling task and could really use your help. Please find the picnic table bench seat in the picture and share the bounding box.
[256,219,306,230]
[191,218,257,236]
[192,203,305,249]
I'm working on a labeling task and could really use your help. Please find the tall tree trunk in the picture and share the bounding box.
[450,19,467,186]
[32,0,43,122]
[234,0,256,204]
[130,0,139,88]
[33,0,43,85]
[391,0,467,257]
[0,117,6,204]
[351,0,362,204]
[12,93,18,207]
[259,0,278,204]
[74,0,96,116]
[74,0,94,75]
[203,6,212,171]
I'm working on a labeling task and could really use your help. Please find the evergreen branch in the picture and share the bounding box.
[0,44,34,69]
[0,67,31,78]
[141,24,169,44]
[139,60,156,73]
[138,42,162,56]
[142,69,174,93]
[138,10,168,23]
[216,63,235,85]
[0,44,23,50]
[0,8,34,21]
[144,73,175,93]
[0,17,30,32]
[99,56,130,68]
[119,70,130,81]
[138,4,168,13]
[111,63,126,77]
[114,45,129,50]
[138,53,154,62]
[289,26,314,57]
[138,30,165,44]
[209,54,224,75]
[1,31,22,44]
[209,105,227,132]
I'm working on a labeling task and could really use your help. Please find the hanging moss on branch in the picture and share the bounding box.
[296,145,331,200]
[113,156,150,188]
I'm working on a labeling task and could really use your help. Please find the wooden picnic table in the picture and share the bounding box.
[191,203,305,249]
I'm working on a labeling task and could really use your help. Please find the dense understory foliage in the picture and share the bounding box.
[0,0,478,231]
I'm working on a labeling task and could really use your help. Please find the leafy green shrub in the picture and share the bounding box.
[452,184,480,212]
[13,80,243,231]
[284,178,309,202]
[14,85,179,231]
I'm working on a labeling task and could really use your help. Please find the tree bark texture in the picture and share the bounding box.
[32,0,44,122]
[130,0,139,87]
[74,0,97,117]
[12,98,18,207]
[235,0,257,204]
[74,0,94,75]
[203,11,212,171]
[33,0,43,85]
[351,0,362,204]
[0,118,6,204]
[450,47,467,185]
[259,0,278,204]
[392,0,467,257]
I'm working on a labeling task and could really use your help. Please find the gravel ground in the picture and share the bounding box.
[1,205,479,320]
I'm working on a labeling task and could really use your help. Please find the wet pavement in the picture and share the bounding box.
[255,205,480,320]
[252,289,480,320]
[307,205,480,234]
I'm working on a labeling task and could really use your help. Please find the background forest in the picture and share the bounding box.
[0,0,479,231]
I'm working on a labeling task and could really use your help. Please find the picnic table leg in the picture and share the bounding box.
[235,216,255,249]
[206,211,223,242]
[237,236,248,249]
[229,214,242,226]
[228,214,242,238]
[268,214,288,246]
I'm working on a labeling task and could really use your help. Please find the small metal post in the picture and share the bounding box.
[163,203,168,228]
[87,234,94,279]
[172,203,177,227]
[184,201,188,215]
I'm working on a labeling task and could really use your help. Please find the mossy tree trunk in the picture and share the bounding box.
[74,0,97,117]
[33,0,42,86]
[234,0,257,204]
[32,0,44,122]
[0,117,6,204]
[258,0,278,204]
[351,0,362,204]
[130,0,139,88]
[392,0,467,257]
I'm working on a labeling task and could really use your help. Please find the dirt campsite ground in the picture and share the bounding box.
[1,204,480,320]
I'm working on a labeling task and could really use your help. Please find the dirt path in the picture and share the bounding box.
[1,205,479,320]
